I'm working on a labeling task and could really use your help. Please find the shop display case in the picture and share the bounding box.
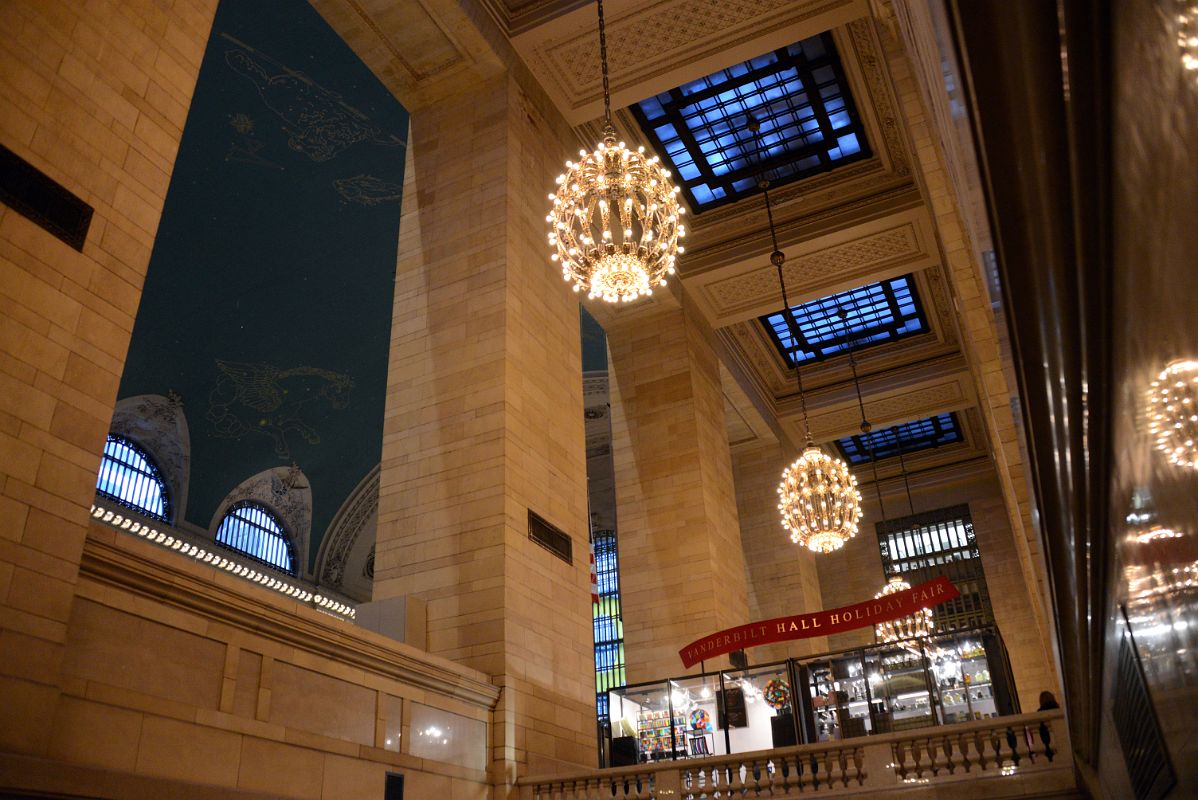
[600,626,1018,766]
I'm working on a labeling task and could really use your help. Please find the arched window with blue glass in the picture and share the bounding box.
[215,501,295,574]
[95,435,172,522]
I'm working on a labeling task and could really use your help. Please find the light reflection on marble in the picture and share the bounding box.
[408,701,487,772]
[1107,1,1198,793]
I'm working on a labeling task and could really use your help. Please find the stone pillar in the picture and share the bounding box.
[606,296,749,682]
[0,0,214,756]
[735,441,827,660]
[375,72,594,778]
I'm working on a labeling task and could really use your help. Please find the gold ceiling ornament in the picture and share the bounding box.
[545,0,684,304]
[1148,359,1198,470]
[874,577,934,645]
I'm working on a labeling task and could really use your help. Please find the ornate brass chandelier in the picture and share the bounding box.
[874,576,935,645]
[758,131,861,553]
[546,0,684,303]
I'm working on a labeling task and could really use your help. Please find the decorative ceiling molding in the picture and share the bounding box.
[784,373,972,442]
[512,0,869,125]
[686,205,938,327]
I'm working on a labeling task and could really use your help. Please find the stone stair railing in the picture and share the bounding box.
[520,710,1068,799]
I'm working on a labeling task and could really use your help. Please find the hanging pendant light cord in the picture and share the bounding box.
[894,426,916,515]
[841,309,885,521]
[748,117,814,445]
[596,0,615,134]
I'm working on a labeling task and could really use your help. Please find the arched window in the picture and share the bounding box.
[215,502,295,574]
[96,435,171,522]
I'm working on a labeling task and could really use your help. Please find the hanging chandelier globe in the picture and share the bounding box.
[777,445,863,553]
[547,131,685,303]
[874,577,935,645]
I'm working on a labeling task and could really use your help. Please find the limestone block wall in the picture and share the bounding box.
[815,461,1055,710]
[734,441,828,662]
[0,0,215,756]
[0,525,495,799]
[608,296,750,683]
[376,70,594,775]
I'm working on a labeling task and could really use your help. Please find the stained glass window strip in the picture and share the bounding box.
[632,33,869,210]
[215,502,295,574]
[593,530,626,719]
[95,435,171,522]
[836,412,963,465]
[762,274,928,366]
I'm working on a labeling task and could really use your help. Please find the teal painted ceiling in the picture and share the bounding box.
[118,0,409,570]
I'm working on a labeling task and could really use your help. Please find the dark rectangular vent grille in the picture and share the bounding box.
[384,772,404,799]
[0,143,93,251]
[528,510,572,564]
[1114,606,1176,800]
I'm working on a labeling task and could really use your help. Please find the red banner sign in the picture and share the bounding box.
[678,576,959,668]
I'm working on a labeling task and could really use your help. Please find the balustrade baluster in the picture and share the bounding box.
[890,741,906,782]
[954,733,969,772]
[973,730,989,770]
[1039,717,1056,762]
[850,746,865,786]
[931,735,947,775]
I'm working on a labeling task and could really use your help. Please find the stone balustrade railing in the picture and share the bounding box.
[520,711,1068,799]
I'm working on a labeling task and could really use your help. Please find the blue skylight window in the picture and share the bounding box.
[96,435,171,522]
[761,274,928,365]
[215,501,295,574]
[632,33,869,210]
[835,413,964,465]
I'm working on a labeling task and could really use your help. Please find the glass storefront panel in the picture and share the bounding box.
[608,682,682,763]
[716,663,797,753]
[863,643,936,733]
[928,633,1000,722]
[666,673,725,757]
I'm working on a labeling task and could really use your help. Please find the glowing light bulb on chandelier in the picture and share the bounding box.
[1147,359,1198,470]
[545,0,684,303]
[874,577,934,645]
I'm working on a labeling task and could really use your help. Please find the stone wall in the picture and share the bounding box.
[1,526,495,798]
[0,0,216,756]
[607,296,750,683]
[375,69,595,775]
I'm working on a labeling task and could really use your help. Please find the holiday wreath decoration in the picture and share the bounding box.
[764,679,791,710]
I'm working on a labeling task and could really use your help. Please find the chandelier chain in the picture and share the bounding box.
[894,425,916,515]
[597,0,613,130]
[842,308,885,521]
[751,117,813,445]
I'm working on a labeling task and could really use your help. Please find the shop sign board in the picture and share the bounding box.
[678,576,959,668]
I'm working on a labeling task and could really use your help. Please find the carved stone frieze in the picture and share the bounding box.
[703,223,920,320]
[800,379,969,441]
[316,465,381,596]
